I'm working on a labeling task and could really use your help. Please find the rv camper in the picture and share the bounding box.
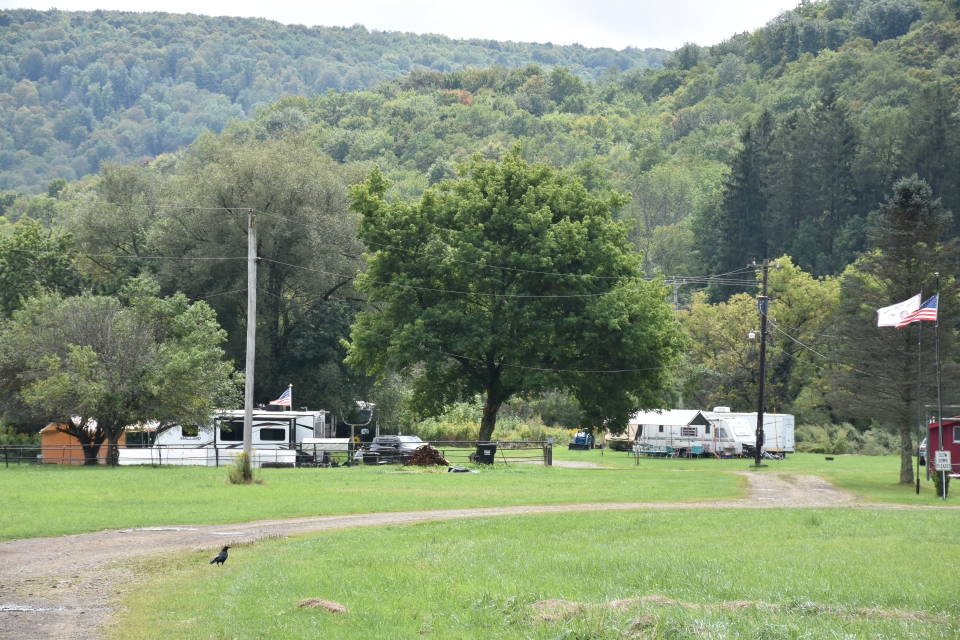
[704,407,795,454]
[626,409,741,457]
[118,408,332,466]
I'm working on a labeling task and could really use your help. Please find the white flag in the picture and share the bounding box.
[877,293,920,327]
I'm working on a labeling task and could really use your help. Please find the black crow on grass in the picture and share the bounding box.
[209,546,231,566]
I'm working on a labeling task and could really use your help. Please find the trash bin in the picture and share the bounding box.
[475,443,497,464]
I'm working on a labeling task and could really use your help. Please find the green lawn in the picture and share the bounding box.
[0,463,741,540]
[111,509,960,639]
[560,448,946,504]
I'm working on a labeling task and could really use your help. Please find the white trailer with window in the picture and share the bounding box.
[704,407,795,454]
[626,409,739,457]
[118,409,332,466]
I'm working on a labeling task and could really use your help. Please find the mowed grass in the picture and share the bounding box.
[112,509,960,639]
[0,463,742,540]
[560,448,947,505]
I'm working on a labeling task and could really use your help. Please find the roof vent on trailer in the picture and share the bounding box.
[713,406,731,413]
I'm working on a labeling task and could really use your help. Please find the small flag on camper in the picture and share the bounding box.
[896,293,938,328]
[270,387,291,407]
[877,293,920,327]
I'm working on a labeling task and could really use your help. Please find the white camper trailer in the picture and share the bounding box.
[704,407,795,454]
[626,409,740,457]
[118,409,332,466]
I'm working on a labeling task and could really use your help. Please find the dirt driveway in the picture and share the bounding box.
[0,472,952,639]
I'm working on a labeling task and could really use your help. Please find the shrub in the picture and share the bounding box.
[226,452,261,485]
[794,423,899,455]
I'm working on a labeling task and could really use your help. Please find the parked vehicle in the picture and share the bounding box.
[919,437,927,466]
[569,430,593,450]
[368,435,426,463]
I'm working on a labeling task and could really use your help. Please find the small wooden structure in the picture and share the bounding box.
[39,423,125,465]
[928,418,960,475]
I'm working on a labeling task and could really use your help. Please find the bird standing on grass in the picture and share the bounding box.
[209,546,231,566]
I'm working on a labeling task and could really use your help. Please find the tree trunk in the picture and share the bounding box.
[478,397,503,443]
[76,433,102,466]
[899,425,914,485]
[105,436,121,467]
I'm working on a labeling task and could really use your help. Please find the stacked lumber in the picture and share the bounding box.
[405,444,449,466]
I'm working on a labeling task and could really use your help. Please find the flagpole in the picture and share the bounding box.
[916,285,923,496]
[935,273,946,500]
[288,384,293,411]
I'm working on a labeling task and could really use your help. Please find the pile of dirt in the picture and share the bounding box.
[405,445,449,466]
[298,598,347,613]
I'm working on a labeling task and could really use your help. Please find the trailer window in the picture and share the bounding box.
[705,424,710,434]
[954,426,960,443]
[259,428,286,442]
[126,431,154,448]
[181,424,199,437]
[718,428,728,439]
[681,426,696,437]
[220,421,243,442]
[658,425,664,433]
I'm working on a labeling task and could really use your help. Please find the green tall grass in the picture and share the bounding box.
[112,509,960,639]
[0,463,740,540]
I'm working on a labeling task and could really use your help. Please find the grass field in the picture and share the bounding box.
[111,509,960,639]
[0,463,743,540]
[559,448,946,504]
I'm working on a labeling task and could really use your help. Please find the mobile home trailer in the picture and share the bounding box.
[118,409,332,466]
[704,407,795,454]
[626,410,741,457]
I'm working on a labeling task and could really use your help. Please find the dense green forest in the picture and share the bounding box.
[3,0,960,471]
[0,8,666,194]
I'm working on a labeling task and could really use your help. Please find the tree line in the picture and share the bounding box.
[0,8,665,195]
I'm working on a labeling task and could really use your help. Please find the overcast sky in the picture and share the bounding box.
[0,0,801,50]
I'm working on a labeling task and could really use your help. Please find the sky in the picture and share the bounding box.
[0,0,801,50]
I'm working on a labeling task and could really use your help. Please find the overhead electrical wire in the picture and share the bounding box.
[255,286,681,375]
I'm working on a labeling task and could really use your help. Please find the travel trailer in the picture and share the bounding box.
[624,409,742,457]
[704,407,795,454]
[118,408,332,466]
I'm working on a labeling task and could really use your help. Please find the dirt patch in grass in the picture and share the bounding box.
[297,598,347,613]
[529,594,951,624]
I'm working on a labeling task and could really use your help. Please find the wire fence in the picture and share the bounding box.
[1,440,554,468]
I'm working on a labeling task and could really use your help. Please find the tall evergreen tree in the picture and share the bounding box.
[711,111,773,296]
[829,176,959,484]
[904,84,959,234]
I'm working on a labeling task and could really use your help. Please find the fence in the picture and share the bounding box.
[2,440,554,468]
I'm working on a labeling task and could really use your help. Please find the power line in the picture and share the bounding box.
[259,257,641,299]
[255,286,679,375]
[7,248,246,261]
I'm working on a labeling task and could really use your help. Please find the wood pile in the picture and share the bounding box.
[405,444,449,466]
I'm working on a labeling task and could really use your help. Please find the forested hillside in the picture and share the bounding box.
[3,0,960,454]
[0,8,665,193]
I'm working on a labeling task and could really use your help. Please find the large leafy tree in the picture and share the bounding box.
[680,256,840,415]
[346,150,685,441]
[0,280,237,464]
[0,217,82,318]
[67,133,365,413]
[829,176,959,484]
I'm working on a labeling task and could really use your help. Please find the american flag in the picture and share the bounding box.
[896,293,938,328]
[270,387,291,407]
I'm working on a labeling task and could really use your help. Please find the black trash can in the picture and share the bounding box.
[475,443,497,464]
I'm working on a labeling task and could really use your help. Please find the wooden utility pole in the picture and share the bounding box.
[753,260,772,467]
[243,210,257,475]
